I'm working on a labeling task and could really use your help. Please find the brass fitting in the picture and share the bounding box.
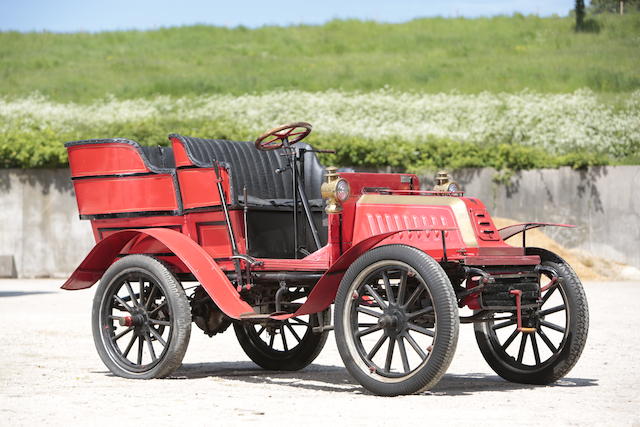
[321,166,343,214]
[433,170,460,192]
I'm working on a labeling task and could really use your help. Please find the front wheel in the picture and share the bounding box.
[335,245,459,396]
[92,255,191,379]
[474,249,589,384]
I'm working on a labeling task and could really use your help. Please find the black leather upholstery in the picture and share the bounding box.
[171,135,325,206]
[140,146,176,170]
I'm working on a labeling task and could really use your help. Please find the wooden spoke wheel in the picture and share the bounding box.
[335,245,459,396]
[92,255,191,379]
[474,249,589,384]
[234,310,329,371]
[254,122,312,151]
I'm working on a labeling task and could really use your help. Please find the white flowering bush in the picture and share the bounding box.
[0,89,638,167]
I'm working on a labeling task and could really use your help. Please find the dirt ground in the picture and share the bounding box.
[1,279,639,426]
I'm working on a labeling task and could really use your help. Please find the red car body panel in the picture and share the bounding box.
[63,135,551,318]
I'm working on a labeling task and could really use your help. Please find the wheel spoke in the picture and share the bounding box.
[541,286,557,305]
[289,318,309,326]
[531,333,541,365]
[144,332,157,361]
[492,318,516,330]
[539,304,566,317]
[540,320,566,334]
[404,332,428,360]
[285,322,302,343]
[397,337,410,373]
[122,334,137,358]
[149,318,171,327]
[268,332,275,348]
[149,301,167,316]
[137,336,144,365]
[356,324,383,338]
[281,326,288,351]
[397,270,407,306]
[501,328,520,351]
[144,284,158,310]
[407,305,433,320]
[148,326,167,347]
[256,325,266,336]
[356,306,382,318]
[138,278,145,307]
[364,284,388,309]
[382,271,395,305]
[113,295,134,313]
[517,333,528,363]
[537,329,558,353]
[124,281,139,307]
[407,322,435,337]
[113,326,134,341]
[367,333,388,359]
[384,336,396,372]
[403,285,424,309]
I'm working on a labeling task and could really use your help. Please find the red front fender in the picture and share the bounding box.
[62,228,254,319]
[498,222,575,241]
[272,230,413,320]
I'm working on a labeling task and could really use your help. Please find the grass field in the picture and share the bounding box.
[1,14,639,102]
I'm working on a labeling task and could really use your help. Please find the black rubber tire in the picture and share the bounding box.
[474,248,589,384]
[334,245,459,396]
[92,255,191,379]
[234,311,329,371]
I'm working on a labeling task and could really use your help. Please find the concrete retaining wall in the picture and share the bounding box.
[0,170,93,278]
[0,166,638,278]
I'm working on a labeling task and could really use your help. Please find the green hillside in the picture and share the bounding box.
[1,14,639,101]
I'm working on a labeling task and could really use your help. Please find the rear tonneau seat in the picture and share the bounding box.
[65,138,180,218]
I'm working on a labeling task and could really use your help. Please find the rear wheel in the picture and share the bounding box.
[335,245,459,396]
[234,310,329,371]
[474,249,589,384]
[92,255,191,379]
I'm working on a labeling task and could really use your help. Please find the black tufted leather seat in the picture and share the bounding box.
[140,146,176,170]
[170,134,325,207]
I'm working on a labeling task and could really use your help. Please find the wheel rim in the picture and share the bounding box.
[485,270,570,370]
[343,261,437,381]
[99,269,173,373]
[243,315,313,356]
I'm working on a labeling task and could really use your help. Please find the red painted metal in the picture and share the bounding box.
[338,172,418,250]
[67,143,149,177]
[64,136,573,327]
[463,255,540,266]
[73,175,178,216]
[62,228,254,319]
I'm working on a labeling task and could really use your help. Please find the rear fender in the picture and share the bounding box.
[272,230,418,320]
[62,228,254,319]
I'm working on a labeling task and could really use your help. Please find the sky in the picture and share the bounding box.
[0,0,578,33]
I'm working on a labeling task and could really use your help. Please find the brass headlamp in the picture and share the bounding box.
[321,166,350,214]
[433,170,460,193]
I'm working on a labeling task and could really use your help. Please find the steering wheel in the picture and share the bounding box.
[255,122,312,151]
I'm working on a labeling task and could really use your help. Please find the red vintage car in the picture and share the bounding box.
[63,122,588,396]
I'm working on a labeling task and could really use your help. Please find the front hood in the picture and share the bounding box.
[353,194,480,248]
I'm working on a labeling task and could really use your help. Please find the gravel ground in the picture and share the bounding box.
[1,279,639,426]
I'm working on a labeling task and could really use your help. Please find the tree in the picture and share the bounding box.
[589,0,640,14]
[575,0,586,30]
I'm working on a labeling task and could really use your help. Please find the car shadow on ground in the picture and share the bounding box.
[0,291,55,298]
[170,361,598,396]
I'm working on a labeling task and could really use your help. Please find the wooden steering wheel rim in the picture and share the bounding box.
[254,122,312,151]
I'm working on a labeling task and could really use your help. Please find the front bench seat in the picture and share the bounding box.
[170,134,325,207]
